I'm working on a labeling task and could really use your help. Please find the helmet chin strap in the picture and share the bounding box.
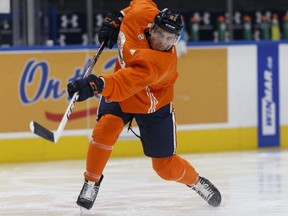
[165,45,173,51]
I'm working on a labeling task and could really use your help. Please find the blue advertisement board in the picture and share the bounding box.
[257,42,280,147]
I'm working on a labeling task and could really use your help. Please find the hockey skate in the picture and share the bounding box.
[76,175,104,210]
[189,176,221,207]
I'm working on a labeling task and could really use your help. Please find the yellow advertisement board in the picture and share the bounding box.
[175,48,227,124]
[0,48,227,133]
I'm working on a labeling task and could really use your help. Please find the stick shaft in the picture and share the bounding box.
[30,42,106,143]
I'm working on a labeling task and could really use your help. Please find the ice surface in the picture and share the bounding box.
[0,150,287,216]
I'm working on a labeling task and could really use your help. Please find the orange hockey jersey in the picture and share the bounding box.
[101,0,179,114]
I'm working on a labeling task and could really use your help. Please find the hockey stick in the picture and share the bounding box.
[30,41,106,143]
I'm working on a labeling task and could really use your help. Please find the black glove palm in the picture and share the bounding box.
[67,74,104,102]
[98,13,121,49]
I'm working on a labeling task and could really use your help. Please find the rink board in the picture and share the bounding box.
[1,126,288,163]
[0,127,256,163]
[0,41,288,163]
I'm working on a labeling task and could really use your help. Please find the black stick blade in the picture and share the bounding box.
[30,121,55,143]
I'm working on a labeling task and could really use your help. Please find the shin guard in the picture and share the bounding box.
[85,114,124,182]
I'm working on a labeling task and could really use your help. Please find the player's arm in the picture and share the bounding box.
[101,59,157,101]
[67,63,155,103]
[66,53,157,102]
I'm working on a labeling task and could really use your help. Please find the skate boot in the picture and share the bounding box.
[189,176,221,207]
[76,175,104,210]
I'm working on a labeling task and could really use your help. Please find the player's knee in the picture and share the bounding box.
[92,114,124,146]
[152,155,176,181]
[152,155,198,184]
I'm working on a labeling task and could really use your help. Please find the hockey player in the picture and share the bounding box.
[67,0,221,211]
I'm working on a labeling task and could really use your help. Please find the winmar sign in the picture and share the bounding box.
[262,56,276,135]
[257,43,280,147]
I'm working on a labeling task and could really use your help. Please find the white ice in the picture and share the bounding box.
[0,149,287,216]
